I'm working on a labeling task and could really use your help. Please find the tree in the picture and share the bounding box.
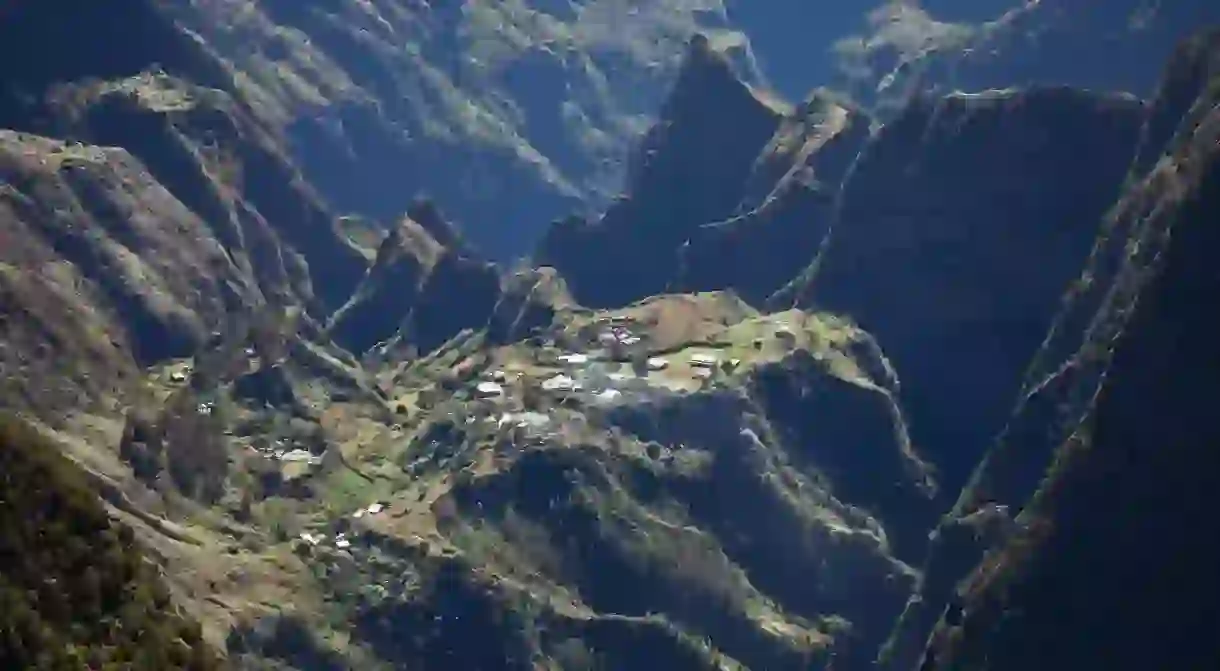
[0,415,221,669]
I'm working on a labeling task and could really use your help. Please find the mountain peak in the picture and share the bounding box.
[685,31,714,60]
[662,31,758,123]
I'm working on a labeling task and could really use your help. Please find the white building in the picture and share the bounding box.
[542,374,579,392]
[475,381,504,398]
[281,449,321,465]
[557,353,590,366]
[689,352,718,368]
[776,328,798,350]
[647,357,669,371]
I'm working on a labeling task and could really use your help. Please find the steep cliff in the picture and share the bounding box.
[777,84,1146,504]
[880,27,1220,671]
[0,0,373,422]
[917,28,1220,671]
[327,217,447,354]
[536,34,784,308]
[161,0,762,256]
[4,2,1219,669]
[674,90,872,305]
[327,210,506,357]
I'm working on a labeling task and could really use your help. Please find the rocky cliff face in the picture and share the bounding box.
[327,206,564,358]
[778,85,1146,502]
[539,36,1154,531]
[842,0,1220,112]
[158,0,762,257]
[673,90,872,306]
[3,3,1219,670]
[0,0,374,422]
[883,28,1220,671]
[536,34,785,308]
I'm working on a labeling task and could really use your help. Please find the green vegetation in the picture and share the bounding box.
[0,415,220,670]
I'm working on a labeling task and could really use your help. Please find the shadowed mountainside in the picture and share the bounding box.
[160,0,766,257]
[1,2,1219,670]
[880,27,1220,671]
[535,34,787,308]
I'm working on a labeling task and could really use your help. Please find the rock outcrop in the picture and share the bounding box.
[536,35,785,308]
[674,90,872,305]
[326,211,505,357]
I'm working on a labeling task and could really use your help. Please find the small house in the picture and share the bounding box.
[776,328,798,350]
[475,381,504,398]
[542,374,579,392]
[689,352,718,368]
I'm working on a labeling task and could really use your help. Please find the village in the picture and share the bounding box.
[283,311,816,555]
[146,305,814,558]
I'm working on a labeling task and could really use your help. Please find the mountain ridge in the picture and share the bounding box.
[1,4,1219,670]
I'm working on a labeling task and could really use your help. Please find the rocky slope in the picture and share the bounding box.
[535,34,789,308]
[776,84,1146,511]
[538,28,1154,540]
[2,3,1219,671]
[837,0,1220,113]
[157,0,768,257]
[884,27,1220,671]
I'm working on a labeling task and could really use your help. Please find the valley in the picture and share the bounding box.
[1,2,1219,670]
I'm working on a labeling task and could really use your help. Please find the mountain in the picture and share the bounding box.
[535,34,789,308]
[835,0,1220,112]
[537,30,1152,546]
[2,2,1219,670]
[775,84,1146,512]
[152,0,769,258]
[887,27,1220,671]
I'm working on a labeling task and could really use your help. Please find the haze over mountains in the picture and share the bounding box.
[1,1,1219,670]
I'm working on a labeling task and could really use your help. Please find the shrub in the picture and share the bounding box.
[0,414,221,669]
